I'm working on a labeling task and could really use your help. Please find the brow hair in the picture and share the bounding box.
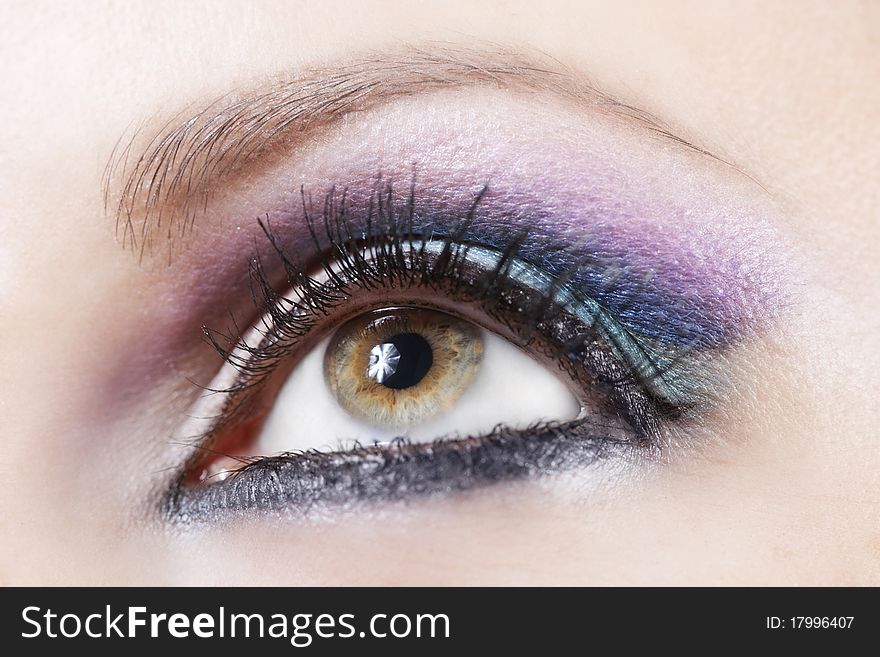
[104,46,723,257]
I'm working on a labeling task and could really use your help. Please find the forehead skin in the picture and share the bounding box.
[0,1,878,584]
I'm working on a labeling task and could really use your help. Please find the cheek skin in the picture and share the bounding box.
[151,429,871,586]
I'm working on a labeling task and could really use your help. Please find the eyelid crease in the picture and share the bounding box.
[103,44,742,259]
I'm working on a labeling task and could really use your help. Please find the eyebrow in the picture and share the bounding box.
[104,46,728,257]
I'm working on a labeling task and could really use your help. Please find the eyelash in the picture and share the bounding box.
[166,183,695,520]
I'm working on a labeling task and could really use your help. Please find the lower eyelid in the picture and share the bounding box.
[165,419,628,521]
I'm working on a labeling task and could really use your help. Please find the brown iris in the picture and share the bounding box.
[324,307,484,428]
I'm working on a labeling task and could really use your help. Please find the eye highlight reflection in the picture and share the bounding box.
[325,308,484,428]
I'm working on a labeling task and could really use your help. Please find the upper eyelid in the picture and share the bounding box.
[103,44,740,258]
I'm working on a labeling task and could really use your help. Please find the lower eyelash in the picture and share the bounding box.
[165,419,631,521]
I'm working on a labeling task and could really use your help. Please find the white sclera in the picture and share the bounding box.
[257,330,581,455]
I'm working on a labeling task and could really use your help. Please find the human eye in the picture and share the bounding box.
[170,181,691,519]
[128,73,785,524]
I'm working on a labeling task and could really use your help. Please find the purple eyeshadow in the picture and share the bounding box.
[270,178,781,351]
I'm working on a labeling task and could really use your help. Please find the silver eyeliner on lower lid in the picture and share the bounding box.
[163,180,752,522]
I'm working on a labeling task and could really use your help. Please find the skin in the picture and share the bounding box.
[0,0,878,585]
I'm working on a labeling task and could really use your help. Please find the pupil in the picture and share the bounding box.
[367,332,433,389]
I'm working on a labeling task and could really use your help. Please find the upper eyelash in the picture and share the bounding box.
[194,181,698,460]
